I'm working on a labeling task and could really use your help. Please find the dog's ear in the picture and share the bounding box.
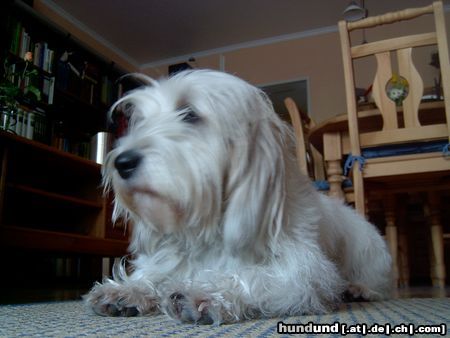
[222,93,291,258]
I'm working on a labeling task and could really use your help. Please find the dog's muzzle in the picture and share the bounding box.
[114,150,142,179]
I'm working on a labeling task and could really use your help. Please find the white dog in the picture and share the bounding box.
[84,69,392,324]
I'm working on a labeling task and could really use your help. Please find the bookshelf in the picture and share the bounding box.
[0,130,128,255]
[0,0,130,261]
[0,0,129,156]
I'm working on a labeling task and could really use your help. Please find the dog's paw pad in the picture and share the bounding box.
[93,303,140,317]
[84,282,161,317]
[105,304,120,316]
[122,306,140,317]
[169,292,186,317]
[167,292,213,324]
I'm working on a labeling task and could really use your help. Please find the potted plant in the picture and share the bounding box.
[0,52,41,131]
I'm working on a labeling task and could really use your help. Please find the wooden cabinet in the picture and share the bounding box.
[0,131,128,256]
[0,3,133,300]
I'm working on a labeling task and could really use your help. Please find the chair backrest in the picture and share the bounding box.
[338,1,450,157]
[284,97,325,180]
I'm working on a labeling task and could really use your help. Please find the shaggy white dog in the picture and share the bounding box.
[84,69,392,324]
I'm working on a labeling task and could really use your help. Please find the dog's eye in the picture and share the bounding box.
[179,106,201,124]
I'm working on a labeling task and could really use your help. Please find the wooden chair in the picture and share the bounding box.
[338,1,450,287]
[284,97,355,199]
[284,97,325,181]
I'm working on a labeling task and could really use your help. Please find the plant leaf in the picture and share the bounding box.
[26,86,41,101]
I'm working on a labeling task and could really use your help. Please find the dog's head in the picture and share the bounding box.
[105,70,294,254]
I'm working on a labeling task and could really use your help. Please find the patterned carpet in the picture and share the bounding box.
[0,298,449,337]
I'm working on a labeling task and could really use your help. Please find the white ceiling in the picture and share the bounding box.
[43,0,449,69]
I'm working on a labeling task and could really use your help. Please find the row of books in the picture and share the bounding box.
[1,108,91,160]
[1,106,47,142]
[51,136,92,160]
[33,42,55,74]
[56,58,103,105]
[8,21,123,108]
[9,20,56,74]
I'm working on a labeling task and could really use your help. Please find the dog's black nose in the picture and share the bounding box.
[114,150,142,179]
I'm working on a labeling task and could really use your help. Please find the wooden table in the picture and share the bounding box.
[309,100,447,199]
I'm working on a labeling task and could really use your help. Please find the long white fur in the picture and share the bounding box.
[85,69,392,324]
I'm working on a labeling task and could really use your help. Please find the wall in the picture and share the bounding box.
[33,0,450,123]
[144,12,449,124]
[143,31,347,123]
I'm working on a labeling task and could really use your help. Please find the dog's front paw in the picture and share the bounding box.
[84,280,160,317]
[164,292,215,324]
[344,284,382,302]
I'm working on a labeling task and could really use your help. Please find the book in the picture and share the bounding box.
[25,110,35,140]
[56,61,70,90]
[42,76,55,104]
[48,77,55,104]
[101,76,113,105]
[9,20,22,55]
[39,42,48,70]
[18,28,29,59]
[33,107,47,142]
[33,42,42,67]
[43,48,54,73]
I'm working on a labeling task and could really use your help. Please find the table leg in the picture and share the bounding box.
[384,195,399,287]
[425,192,445,288]
[397,204,409,288]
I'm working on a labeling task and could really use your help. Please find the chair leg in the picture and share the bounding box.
[323,132,345,200]
[383,195,399,287]
[326,160,345,200]
[425,192,446,288]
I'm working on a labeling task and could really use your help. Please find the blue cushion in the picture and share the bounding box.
[313,180,330,191]
[342,178,353,189]
[313,178,353,191]
[361,140,448,159]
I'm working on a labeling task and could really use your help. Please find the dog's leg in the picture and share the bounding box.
[84,278,160,317]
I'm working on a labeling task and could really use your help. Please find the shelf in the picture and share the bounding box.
[0,130,101,172]
[0,226,128,256]
[55,87,101,110]
[7,183,103,209]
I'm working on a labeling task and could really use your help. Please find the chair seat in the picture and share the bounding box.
[343,139,449,177]
[361,140,448,159]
